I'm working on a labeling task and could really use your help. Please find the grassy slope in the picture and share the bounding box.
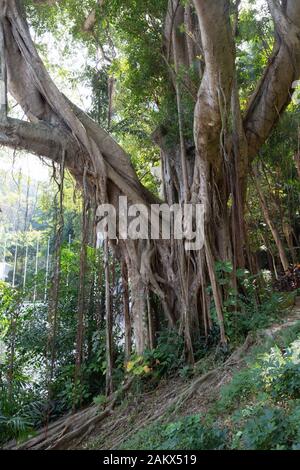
[83,300,300,451]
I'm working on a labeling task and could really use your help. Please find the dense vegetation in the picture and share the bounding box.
[120,322,300,450]
[1,0,300,451]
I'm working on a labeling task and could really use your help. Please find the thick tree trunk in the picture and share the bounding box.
[121,261,131,362]
[74,176,88,389]
[2,0,300,356]
[129,268,148,355]
[104,238,114,395]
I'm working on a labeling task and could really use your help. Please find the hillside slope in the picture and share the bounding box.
[6,298,300,451]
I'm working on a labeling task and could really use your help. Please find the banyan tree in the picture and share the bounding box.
[1,0,300,361]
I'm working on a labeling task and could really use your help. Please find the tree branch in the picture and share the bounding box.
[244,0,300,159]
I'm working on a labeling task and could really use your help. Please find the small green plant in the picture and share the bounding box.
[0,414,33,444]
[216,367,259,413]
[259,339,300,400]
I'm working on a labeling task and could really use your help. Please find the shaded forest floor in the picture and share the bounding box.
[7,298,300,451]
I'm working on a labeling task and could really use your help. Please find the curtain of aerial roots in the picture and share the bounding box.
[252,168,289,273]
[46,154,65,419]
[86,204,98,362]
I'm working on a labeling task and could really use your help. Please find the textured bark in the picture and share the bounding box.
[121,261,131,362]
[191,0,236,344]
[82,1,104,33]
[129,265,148,354]
[190,0,300,340]
[245,0,300,159]
[0,21,7,119]
[192,0,236,263]
[1,0,300,355]
[253,171,289,272]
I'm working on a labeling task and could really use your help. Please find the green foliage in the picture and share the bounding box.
[126,330,185,381]
[229,401,300,450]
[217,326,300,410]
[217,368,259,413]
[145,330,185,378]
[121,415,227,451]
[236,3,273,107]
[0,282,17,338]
[92,394,108,407]
[259,341,300,400]
[0,413,33,444]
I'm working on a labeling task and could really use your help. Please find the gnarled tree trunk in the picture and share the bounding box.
[1,0,300,356]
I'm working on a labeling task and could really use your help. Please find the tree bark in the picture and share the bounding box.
[74,170,89,393]
[2,0,300,355]
[253,171,289,272]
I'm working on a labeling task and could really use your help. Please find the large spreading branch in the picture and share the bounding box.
[244,0,300,159]
[0,117,75,160]
[1,0,300,355]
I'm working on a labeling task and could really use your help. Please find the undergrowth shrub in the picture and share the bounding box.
[211,262,295,344]
[102,324,300,451]
[216,368,259,413]
[259,339,300,400]
[234,406,288,450]
[121,415,228,450]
